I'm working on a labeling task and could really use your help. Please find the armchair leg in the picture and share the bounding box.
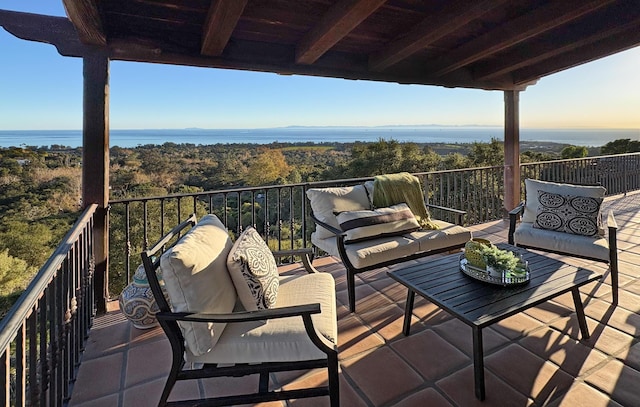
[347,270,356,312]
[259,371,269,393]
[328,352,340,407]
[610,260,619,305]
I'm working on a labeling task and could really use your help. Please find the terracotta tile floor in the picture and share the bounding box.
[69,192,640,407]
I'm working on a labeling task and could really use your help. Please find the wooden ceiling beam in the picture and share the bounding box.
[201,0,248,57]
[513,26,640,86]
[0,10,89,57]
[431,0,615,77]
[62,0,106,46]
[295,0,386,65]
[368,0,506,72]
[475,15,640,81]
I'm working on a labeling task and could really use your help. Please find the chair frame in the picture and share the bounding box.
[312,203,468,312]
[508,202,619,304]
[141,214,339,407]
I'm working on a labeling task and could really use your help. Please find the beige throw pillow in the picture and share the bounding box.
[306,185,371,239]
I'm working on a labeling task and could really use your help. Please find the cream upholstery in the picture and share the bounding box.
[187,273,337,364]
[513,222,610,261]
[313,220,471,270]
[160,214,237,356]
[306,185,370,239]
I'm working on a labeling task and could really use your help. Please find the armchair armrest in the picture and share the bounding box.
[158,303,336,352]
[273,247,318,273]
[159,303,321,324]
[426,203,467,225]
[508,201,525,245]
[606,210,618,230]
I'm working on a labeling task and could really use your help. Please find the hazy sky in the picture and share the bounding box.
[1,1,639,131]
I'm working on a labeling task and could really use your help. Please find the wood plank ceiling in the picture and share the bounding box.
[4,0,640,91]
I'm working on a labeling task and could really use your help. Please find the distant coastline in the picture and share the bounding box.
[0,126,637,149]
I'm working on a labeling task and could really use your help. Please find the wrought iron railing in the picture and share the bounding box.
[521,152,640,196]
[107,152,640,295]
[0,204,97,407]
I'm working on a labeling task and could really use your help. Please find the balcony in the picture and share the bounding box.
[2,156,639,406]
[73,191,640,406]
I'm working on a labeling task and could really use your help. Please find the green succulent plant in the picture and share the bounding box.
[477,245,520,272]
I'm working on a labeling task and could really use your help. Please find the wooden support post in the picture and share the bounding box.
[504,90,521,214]
[82,53,110,315]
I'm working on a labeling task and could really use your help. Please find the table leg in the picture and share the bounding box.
[571,287,590,339]
[402,289,415,336]
[472,326,485,401]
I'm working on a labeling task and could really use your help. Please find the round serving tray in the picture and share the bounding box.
[459,254,530,286]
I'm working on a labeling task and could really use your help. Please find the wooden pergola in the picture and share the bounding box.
[1,0,639,312]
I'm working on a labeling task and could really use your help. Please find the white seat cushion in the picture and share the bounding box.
[312,220,471,270]
[185,272,337,364]
[514,222,610,261]
[160,215,238,356]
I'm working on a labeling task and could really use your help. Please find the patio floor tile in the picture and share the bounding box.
[546,382,624,407]
[341,346,423,406]
[485,344,575,405]
[431,318,510,356]
[390,329,469,381]
[392,387,454,407]
[437,365,534,407]
[519,326,609,376]
[584,359,640,406]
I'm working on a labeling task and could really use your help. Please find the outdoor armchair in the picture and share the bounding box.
[141,213,339,407]
[508,179,619,304]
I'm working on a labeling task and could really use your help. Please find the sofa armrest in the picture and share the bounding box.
[426,204,467,225]
[311,213,344,236]
[508,201,525,245]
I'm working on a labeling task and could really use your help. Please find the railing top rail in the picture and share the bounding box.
[521,151,640,166]
[108,166,505,205]
[0,203,98,350]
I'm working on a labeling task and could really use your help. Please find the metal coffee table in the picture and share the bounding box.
[387,243,602,401]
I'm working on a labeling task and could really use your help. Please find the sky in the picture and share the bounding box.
[1,1,639,132]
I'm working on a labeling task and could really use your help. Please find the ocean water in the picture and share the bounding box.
[0,127,637,149]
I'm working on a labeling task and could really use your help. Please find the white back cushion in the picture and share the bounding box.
[160,214,237,356]
[523,179,605,223]
[306,185,370,239]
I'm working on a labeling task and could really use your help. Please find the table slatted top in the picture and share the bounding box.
[387,244,602,329]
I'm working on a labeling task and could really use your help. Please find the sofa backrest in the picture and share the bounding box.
[306,184,371,239]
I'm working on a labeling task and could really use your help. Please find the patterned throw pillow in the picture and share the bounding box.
[335,203,421,244]
[226,227,279,310]
[533,190,603,236]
